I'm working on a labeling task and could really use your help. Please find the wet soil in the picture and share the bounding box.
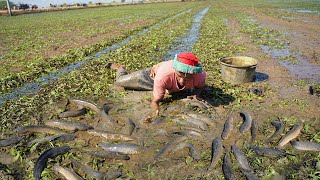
[254,10,320,65]
[1,4,319,180]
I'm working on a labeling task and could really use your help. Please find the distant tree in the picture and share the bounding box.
[19,4,29,10]
[89,1,93,4]
[121,0,125,2]
[0,0,15,10]
[31,4,38,9]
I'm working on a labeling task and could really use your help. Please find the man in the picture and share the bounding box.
[108,52,206,115]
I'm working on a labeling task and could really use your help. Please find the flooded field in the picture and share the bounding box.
[0,0,319,179]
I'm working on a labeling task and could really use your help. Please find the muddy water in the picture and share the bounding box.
[0,9,192,107]
[276,8,320,15]
[260,45,320,83]
[162,7,209,60]
[281,16,320,23]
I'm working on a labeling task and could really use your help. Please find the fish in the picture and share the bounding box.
[250,120,257,144]
[27,133,76,146]
[150,116,166,125]
[265,119,284,144]
[277,122,303,148]
[58,108,87,118]
[70,158,122,180]
[126,118,136,135]
[221,115,234,140]
[99,143,141,154]
[69,98,101,113]
[0,135,23,147]
[180,98,209,110]
[77,149,130,160]
[250,145,294,157]
[185,112,216,127]
[57,133,77,142]
[15,125,65,134]
[44,119,92,131]
[222,152,236,180]
[171,142,200,160]
[87,129,136,141]
[290,141,320,151]
[98,109,115,129]
[208,137,223,170]
[155,135,188,160]
[53,164,83,180]
[34,145,71,180]
[239,111,252,133]
[163,104,183,114]
[174,114,209,131]
[171,128,203,139]
[231,144,251,171]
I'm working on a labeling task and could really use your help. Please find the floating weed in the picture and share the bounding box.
[126,171,136,179]
[142,164,156,177]
[294,79,308,89]
[311,131,320,143]
[200,149,211,161]
[271,99,307,110]
[263,165,277,180]
[192,162,207,168]
[238,15,287,50]
[278,55,298,64]
[217,174,224,180]
[251,156,264,169]
[281,116,300,125]
[271,99,290,109]
[184,156,193,165]
[292,98,308,110]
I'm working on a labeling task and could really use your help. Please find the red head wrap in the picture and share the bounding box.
[177,52,199,66]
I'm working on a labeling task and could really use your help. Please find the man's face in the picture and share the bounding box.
[175,71,194,85]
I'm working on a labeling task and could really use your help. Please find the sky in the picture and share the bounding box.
[9,0,128,8]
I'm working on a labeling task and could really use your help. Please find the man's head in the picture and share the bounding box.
[172,52,202,85]
[172,52,202,74]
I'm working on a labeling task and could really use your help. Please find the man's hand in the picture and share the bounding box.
[143,99,160,123]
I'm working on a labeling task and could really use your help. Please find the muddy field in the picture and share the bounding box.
[0,0,319,179]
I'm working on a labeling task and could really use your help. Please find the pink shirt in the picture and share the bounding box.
[152,60,206,100]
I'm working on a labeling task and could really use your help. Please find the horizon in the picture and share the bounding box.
[9,0,136,8]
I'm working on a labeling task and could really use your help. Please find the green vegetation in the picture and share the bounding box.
[0,0,14,9]
[0,0,319,179]
[0,2,196,95]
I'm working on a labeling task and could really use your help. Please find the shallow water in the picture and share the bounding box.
[162,7,209,60]
[276,8,320,15]
[0,9,192,107]
[260,45,320,83]
[281,16,320,23]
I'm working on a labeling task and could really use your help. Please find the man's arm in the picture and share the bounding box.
[151,96,161,116]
